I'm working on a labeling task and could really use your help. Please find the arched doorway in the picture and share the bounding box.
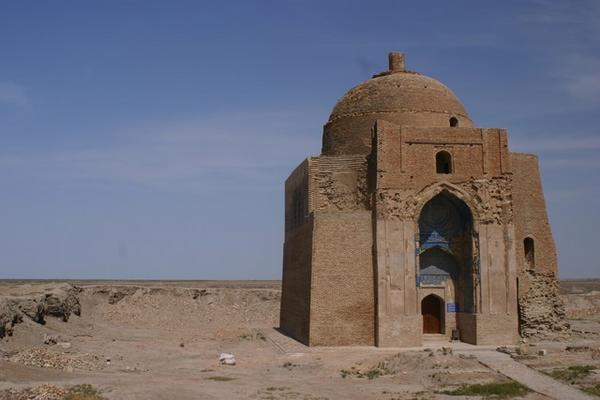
[417,191,477,339]
[422,295,443,334]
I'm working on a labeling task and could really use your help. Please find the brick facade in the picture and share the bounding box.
[280,53,563,346]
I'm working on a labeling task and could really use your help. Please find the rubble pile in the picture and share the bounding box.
[7,346,101,371]
[519,269,570,338]
[0,384,66,400]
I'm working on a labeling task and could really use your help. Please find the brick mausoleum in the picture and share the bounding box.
[280,52,569,347]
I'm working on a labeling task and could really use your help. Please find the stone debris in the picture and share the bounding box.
[537,349,547,356]
[43,333,59,345]
[516,342,530,355]
[0,384,66,400]
[219,352,236,365]
[566,345,591,352]
[496,346,515,355]
[7,346,101,371]
[519,270,570,339]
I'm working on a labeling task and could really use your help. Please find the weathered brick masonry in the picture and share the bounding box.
[280,53,567,346]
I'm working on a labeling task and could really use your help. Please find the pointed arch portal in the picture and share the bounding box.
[418,191,477,334]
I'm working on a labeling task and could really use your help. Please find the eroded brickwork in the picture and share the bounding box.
[518,269,570,338]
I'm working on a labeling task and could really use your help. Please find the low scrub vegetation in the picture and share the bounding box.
[583,384,600,396]
[340,362,391,380]
[64,384,106,400]
[545,365,595,383]
[205,376,236,382]
[441,381,529,398]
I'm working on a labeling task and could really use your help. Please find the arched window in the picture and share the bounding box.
[524,237,535,268]
[449,117,459,127]
[436,151,453,174]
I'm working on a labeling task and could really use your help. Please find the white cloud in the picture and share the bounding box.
[518,0,600,102]
[0,110,321,192]
[541,156,600,169]
[521,0,600,28]
[562,55,600,99]
[511,134,600,170]
[0,82,29,106]
[512,134,600,152]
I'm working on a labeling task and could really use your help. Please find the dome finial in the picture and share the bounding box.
[388,52,405,72]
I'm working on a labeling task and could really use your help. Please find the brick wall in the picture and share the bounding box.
[511,153,558,274]
[280,216,314,345]
[309,211,375,345]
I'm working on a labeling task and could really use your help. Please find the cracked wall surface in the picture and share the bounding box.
[519,269,570,338]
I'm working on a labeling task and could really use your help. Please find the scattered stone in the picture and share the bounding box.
[496,346,515,355]
[565,345,590,352]
[57,342,72,349]
[537,349,547,356]
[180,342,185,348]
[43,334,59,345]
[219,353,236,366]
[516,342,529,355]
[592,348,600,360]
[8,346,100,371]
[0,384,66,400]
[441,346,453,355]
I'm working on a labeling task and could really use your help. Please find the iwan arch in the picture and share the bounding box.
[280,53,567,347]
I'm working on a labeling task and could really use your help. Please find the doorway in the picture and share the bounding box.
[422,295,443,334]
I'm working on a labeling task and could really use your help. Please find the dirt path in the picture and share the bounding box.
[460,350,595,400]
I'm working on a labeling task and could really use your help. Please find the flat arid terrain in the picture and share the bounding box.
[1,279,599,400]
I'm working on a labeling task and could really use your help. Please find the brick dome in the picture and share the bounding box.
[322,53,473,155]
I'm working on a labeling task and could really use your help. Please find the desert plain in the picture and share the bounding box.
[0,279,599,400]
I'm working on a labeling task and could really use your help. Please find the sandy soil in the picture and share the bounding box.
[0,280,598,399]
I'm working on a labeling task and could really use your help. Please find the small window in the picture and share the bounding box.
[524,237,535,268]
[436,151,452,174]
[449,117,458,127]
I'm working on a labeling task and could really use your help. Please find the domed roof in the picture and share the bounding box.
[322,53,473,155]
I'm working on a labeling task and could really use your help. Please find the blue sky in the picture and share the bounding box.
[0,0,598,279]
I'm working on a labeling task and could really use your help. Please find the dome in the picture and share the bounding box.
[322,53,473,155]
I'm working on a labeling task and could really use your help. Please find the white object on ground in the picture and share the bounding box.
[219,353,236,365]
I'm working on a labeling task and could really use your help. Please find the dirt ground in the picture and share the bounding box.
[0,279,599,400]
